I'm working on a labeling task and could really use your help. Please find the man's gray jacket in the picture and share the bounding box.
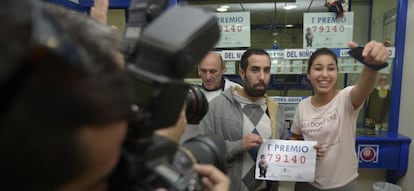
[200,86,288,191]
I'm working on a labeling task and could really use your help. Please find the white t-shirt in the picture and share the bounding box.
[291,86,361,189]
[201,78,241,101]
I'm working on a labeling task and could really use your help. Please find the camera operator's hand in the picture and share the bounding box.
[193,164,230,191]
[242,133,263,151]
[90,0,118,32]
[90,0,108,24]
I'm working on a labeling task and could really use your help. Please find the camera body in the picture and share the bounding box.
[109,1,226,190]
[110,134,226,191]
[124,0,219,132]
[0,0,224,190]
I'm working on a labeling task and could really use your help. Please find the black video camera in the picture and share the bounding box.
[109,0,226,190]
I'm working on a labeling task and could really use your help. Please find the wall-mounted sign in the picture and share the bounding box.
[219,47,393,74]
[284,49,317,60]
[303,12,354,48]
[220,50,245,61]
[268,50,285,59]
[214,12,250,48]
[224,61,237,74]
[358,144,379,163]
[271,96,304,121]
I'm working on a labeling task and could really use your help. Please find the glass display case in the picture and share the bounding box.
[46,0,410,183]
[179,0,411,183]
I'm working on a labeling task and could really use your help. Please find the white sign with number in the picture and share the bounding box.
[255,139,317,182]
[303,12,354,48]
[214,12,250,48]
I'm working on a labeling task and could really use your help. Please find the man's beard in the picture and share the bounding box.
[243,78,267,97]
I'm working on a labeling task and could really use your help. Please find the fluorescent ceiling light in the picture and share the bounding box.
[217,5,229,12]
[285,24,294,27]
[216,7,228,12]
[283,4,298,10]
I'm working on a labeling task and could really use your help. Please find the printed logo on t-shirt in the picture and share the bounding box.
[300,109,340,146]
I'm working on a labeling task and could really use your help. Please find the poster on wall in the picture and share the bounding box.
[270,96,303,121]
[303,12,354,48]
[214,12,250,48]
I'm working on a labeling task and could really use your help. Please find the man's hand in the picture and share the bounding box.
[242,133,263,151]
[193,164,230,191]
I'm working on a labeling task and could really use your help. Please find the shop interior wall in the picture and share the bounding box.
[371,0,396,44]
[104,1,412,189]
[267,1,371,100]
[399,0,414,190]
[107,9,126,38]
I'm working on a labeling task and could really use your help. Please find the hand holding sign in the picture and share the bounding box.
[255,139,317,182]
[243,133,263,151]
[314,144,327,160]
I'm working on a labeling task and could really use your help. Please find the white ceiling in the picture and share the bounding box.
[180,0,368,30]
[180,0,328,28]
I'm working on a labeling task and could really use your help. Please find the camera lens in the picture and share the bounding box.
[171,135,226,191]
[185,85,208,124]
[176,135,227,173]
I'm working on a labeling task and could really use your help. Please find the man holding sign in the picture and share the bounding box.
[200,48,288,191]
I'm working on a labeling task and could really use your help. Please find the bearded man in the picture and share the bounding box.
[200,48,288,191]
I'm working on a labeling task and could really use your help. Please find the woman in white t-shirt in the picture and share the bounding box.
[290,41,389,191]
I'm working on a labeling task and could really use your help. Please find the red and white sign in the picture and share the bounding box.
[255,139,317,182]
[303,12,354,48]
[358,144,379,163]
[214,12,250,48]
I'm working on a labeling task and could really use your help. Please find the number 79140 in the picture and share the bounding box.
[266,154,307,164]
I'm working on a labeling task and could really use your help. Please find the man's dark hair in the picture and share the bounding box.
[307,47,338,74]
[0,2,131,190]
[240,48,270,71]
